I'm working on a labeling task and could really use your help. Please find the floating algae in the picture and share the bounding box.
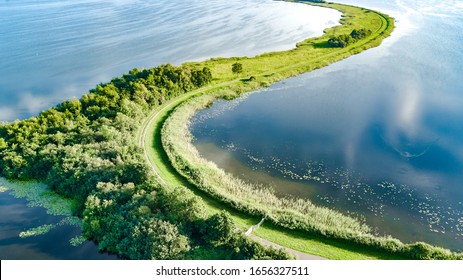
[19,224,56,238]
[0,177,85,245]
[70,236,87,247]
[208,142,463,244]
[0,178,74,216]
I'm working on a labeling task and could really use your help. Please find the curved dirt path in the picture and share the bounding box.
[248,234,326,260]
[244,219,326,260]
[137,87,326,260]
[136,3,392,260]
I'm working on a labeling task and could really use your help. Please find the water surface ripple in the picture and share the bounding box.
[191,0,463,251]
[0,0,340,259]
[0,0,340,121]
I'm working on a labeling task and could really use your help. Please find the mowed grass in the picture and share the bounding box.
[253,225,404,260]
[139,88,261,229]
[183,3,393,88]
[140,2,398,259]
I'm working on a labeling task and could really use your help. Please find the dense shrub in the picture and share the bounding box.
[0,64,286,259]
[232,62,243,74]
[328,29,372,47]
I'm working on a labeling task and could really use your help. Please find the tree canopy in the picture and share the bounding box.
[327,29,372,48]
[0,63,289,260]
[232,62,243,74]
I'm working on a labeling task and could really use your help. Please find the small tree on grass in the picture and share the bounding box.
[232,62,243,74]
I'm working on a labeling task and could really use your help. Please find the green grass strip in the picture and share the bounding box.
[140,2,402,260]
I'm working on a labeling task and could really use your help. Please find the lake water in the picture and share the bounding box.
[0,0,340,121]
[191,0,463,251]
[0,188,117,260]
[0,0,340,259]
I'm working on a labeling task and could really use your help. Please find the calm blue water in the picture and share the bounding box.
[0,0,339,121]
[0,0,340,259]
[191,0,463,250]
[0,189,117,260]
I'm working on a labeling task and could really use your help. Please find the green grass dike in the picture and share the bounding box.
[150,2,460,259]
[2,0,462,259]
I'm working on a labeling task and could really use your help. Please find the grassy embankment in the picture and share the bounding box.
[140,2,405,260]
[158,2,463,260]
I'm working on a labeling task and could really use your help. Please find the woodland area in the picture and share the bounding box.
[0,64,289,259]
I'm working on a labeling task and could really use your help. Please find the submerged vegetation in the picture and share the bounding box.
[0,1,460,259]
[19,224,56,238]
[0,178,84,244]
[0,179,74,216]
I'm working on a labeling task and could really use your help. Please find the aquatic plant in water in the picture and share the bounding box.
[0,177,84,244]
[70,236,87,247]
[19,224,56,238]
[0,178,74,216]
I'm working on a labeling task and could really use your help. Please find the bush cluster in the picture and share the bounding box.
[0,64,289,260]
[328,29,372,48]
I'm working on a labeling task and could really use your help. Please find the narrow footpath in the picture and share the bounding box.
[137,85,326,260]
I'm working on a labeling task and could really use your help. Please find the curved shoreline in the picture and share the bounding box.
[0,0,401,260]
[146,2,410,259]
[155,2,458,259]
[1,0,460,259]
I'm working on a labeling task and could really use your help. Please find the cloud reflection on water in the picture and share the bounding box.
[0,0,340,121]
[190,0,463,250]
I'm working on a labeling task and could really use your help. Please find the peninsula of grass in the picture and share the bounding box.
[155,2,461,259]
[1,0,461,259]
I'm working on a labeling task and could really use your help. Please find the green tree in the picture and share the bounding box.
[200,211,234,246]
[350,29,372,40]
[192,67,213,87]
[123,218,190,260]
[232,62,243,74]
[327,34,353,48]
[0,137,7,150]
